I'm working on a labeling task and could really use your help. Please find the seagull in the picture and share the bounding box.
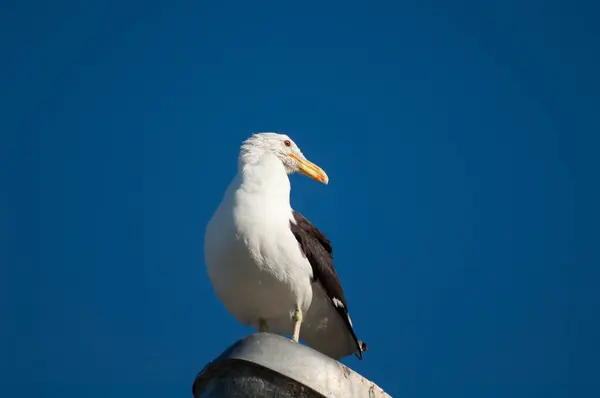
[204,132,367,360]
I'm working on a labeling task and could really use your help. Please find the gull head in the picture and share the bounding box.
[238,132,329,184]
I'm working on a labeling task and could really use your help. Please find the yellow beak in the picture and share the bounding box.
[289,154,329,184]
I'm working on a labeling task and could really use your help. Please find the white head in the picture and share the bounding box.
[238,132,329,184]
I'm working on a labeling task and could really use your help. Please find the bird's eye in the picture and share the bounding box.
[284,140,291,147]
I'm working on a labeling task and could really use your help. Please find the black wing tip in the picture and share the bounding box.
[329,296,367,360]
[354,339,368,360]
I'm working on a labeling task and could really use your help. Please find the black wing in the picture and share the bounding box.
[289,210,367,359]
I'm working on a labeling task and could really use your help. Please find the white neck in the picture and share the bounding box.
[237,152,291,204]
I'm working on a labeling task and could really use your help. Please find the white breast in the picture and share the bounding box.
[204,156,313,333]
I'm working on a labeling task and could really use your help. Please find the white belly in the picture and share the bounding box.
[204,193,313,334]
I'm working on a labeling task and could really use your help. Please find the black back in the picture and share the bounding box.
[289,210,367,359]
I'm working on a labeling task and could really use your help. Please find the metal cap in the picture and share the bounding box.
[192,332,391,398]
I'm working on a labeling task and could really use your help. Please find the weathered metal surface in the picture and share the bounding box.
[192,332,391,398]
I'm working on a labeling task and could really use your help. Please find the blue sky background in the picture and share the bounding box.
[2,1,599,397]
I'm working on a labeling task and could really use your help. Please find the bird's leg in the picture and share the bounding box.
[258,319,269,333]
[291,307,303,343]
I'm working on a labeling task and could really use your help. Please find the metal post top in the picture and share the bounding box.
[193,332,391,398]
